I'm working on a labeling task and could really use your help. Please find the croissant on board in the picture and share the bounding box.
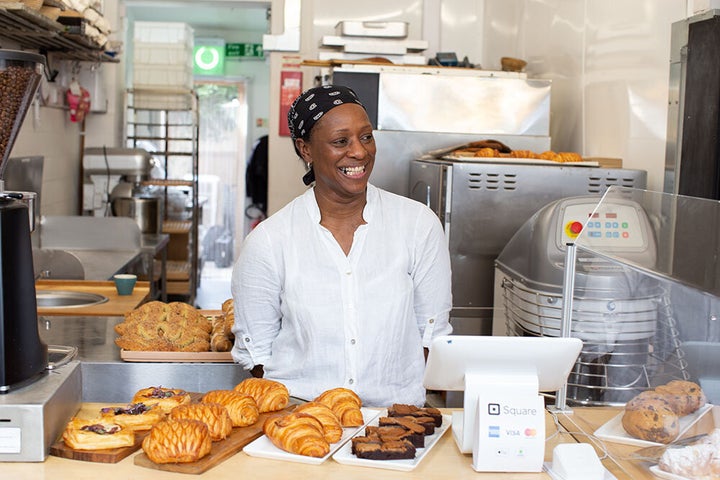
[263,412,330,457]
[233,378,289,413]
[169,403,233,441]
[293,402,343,443]
[314,388,364,427]
[142,419,212,464]
[201,390,259,427]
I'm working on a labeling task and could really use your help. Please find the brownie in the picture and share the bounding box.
[379,415,435,435]
[353,438,416,460]
[388,404,443,427]
[365,425,425,448]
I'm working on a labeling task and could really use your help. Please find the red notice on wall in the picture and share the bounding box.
[279,70,302,137]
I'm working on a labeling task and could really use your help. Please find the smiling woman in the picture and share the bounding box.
[228,84,453,409]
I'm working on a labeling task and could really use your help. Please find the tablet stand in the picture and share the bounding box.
[454,370,546,472]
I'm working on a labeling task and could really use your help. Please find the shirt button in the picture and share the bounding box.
[428,318,435,324]
[348,378,354,385]
[350,339,356,345]
[346,270,352,275]
[244,337,251,342]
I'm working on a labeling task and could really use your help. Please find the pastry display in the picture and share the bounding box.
[446,140,584,164]
[293,401,343,443]
[314,387,363,427]
[142,418,212,464]
[233,378,289,413]
[169,403,233,441]
[621,380,706,443]
[132,386,191,414]
[99,402,165,431]
[114,301,212,352]
[263,412,330,457]
[62,417,135,450]
[201,390,259,427]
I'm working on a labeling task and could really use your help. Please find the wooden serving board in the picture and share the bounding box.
[133,408,292,475]
[49,432,148,463]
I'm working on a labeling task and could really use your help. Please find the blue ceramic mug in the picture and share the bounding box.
[114,274,137,296]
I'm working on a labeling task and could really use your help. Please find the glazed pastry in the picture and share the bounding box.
[201,390,259,427]
[233,378,289,413]
[99,402,165,431]
[169,403,233,441]
[132,386,191,414]
[622,391,679,444]
[263,412,330,457]
[142,419,212,464]
[293,402,343,443]
[314,388,363,427]
[655,380,707,416]
[62,418,135,450]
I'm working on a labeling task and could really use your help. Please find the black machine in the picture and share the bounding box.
[0,50,48,392]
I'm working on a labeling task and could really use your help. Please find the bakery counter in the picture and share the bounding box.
[36,279,150,316]
[2,406,663,479]
[37,313,248,402]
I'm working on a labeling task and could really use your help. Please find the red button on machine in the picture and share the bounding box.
[570,221,583,234]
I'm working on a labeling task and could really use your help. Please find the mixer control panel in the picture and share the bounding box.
[559,202,647,249]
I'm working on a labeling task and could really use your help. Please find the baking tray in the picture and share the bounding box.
[120,349,233,363]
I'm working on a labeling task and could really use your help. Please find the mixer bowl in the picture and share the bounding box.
[36,290,108,308]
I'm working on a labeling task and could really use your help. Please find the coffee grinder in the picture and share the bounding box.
[0,50,47,391]
[0,50,81,462]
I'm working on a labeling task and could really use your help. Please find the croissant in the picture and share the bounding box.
[201,390,260,427]
[293,402,343,443]
[233,378,289,413]
[142,419,212,464]
[263,412,330,457]
[169,403,233,441]
[314,388,364,427]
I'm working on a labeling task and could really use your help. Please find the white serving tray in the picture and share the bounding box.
[242,408,382,465]
[594,404,712,447]
[332,411,452,471]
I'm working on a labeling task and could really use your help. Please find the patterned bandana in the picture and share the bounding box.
[287,84,365,155]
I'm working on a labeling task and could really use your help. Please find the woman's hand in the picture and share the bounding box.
[250,364,265,378]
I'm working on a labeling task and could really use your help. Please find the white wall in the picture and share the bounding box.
[265,0,691,212]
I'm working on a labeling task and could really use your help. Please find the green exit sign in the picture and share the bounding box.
[226,43,264,58]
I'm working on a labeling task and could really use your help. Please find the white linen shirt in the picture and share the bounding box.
[230,184,452,407]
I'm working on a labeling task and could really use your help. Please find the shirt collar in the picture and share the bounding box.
[303,183,378,224]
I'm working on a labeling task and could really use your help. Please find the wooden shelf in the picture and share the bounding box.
[0,2,117,62]
[166,260,190,280]
[143,179,194,188]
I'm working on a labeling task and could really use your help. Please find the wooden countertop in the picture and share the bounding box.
[2,406,682,480]
[36,279,150,316]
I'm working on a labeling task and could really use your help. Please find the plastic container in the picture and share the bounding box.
[133,42,192,67]
[133,63,193,90]
[335,21,408,38]
[134,21,194,45]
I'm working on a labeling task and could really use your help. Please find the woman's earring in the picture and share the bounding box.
[302,163,315,186]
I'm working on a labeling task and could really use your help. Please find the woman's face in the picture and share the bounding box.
[297,103,376,199]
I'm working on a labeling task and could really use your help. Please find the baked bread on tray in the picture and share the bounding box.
[62,417,135,450]
[233,378,289,413]
[132,386,191,414]
[99,402,165,431]
[201,389,260,427]
[142,418,212,464]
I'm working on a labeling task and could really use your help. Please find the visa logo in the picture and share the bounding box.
[505,429,521,436]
